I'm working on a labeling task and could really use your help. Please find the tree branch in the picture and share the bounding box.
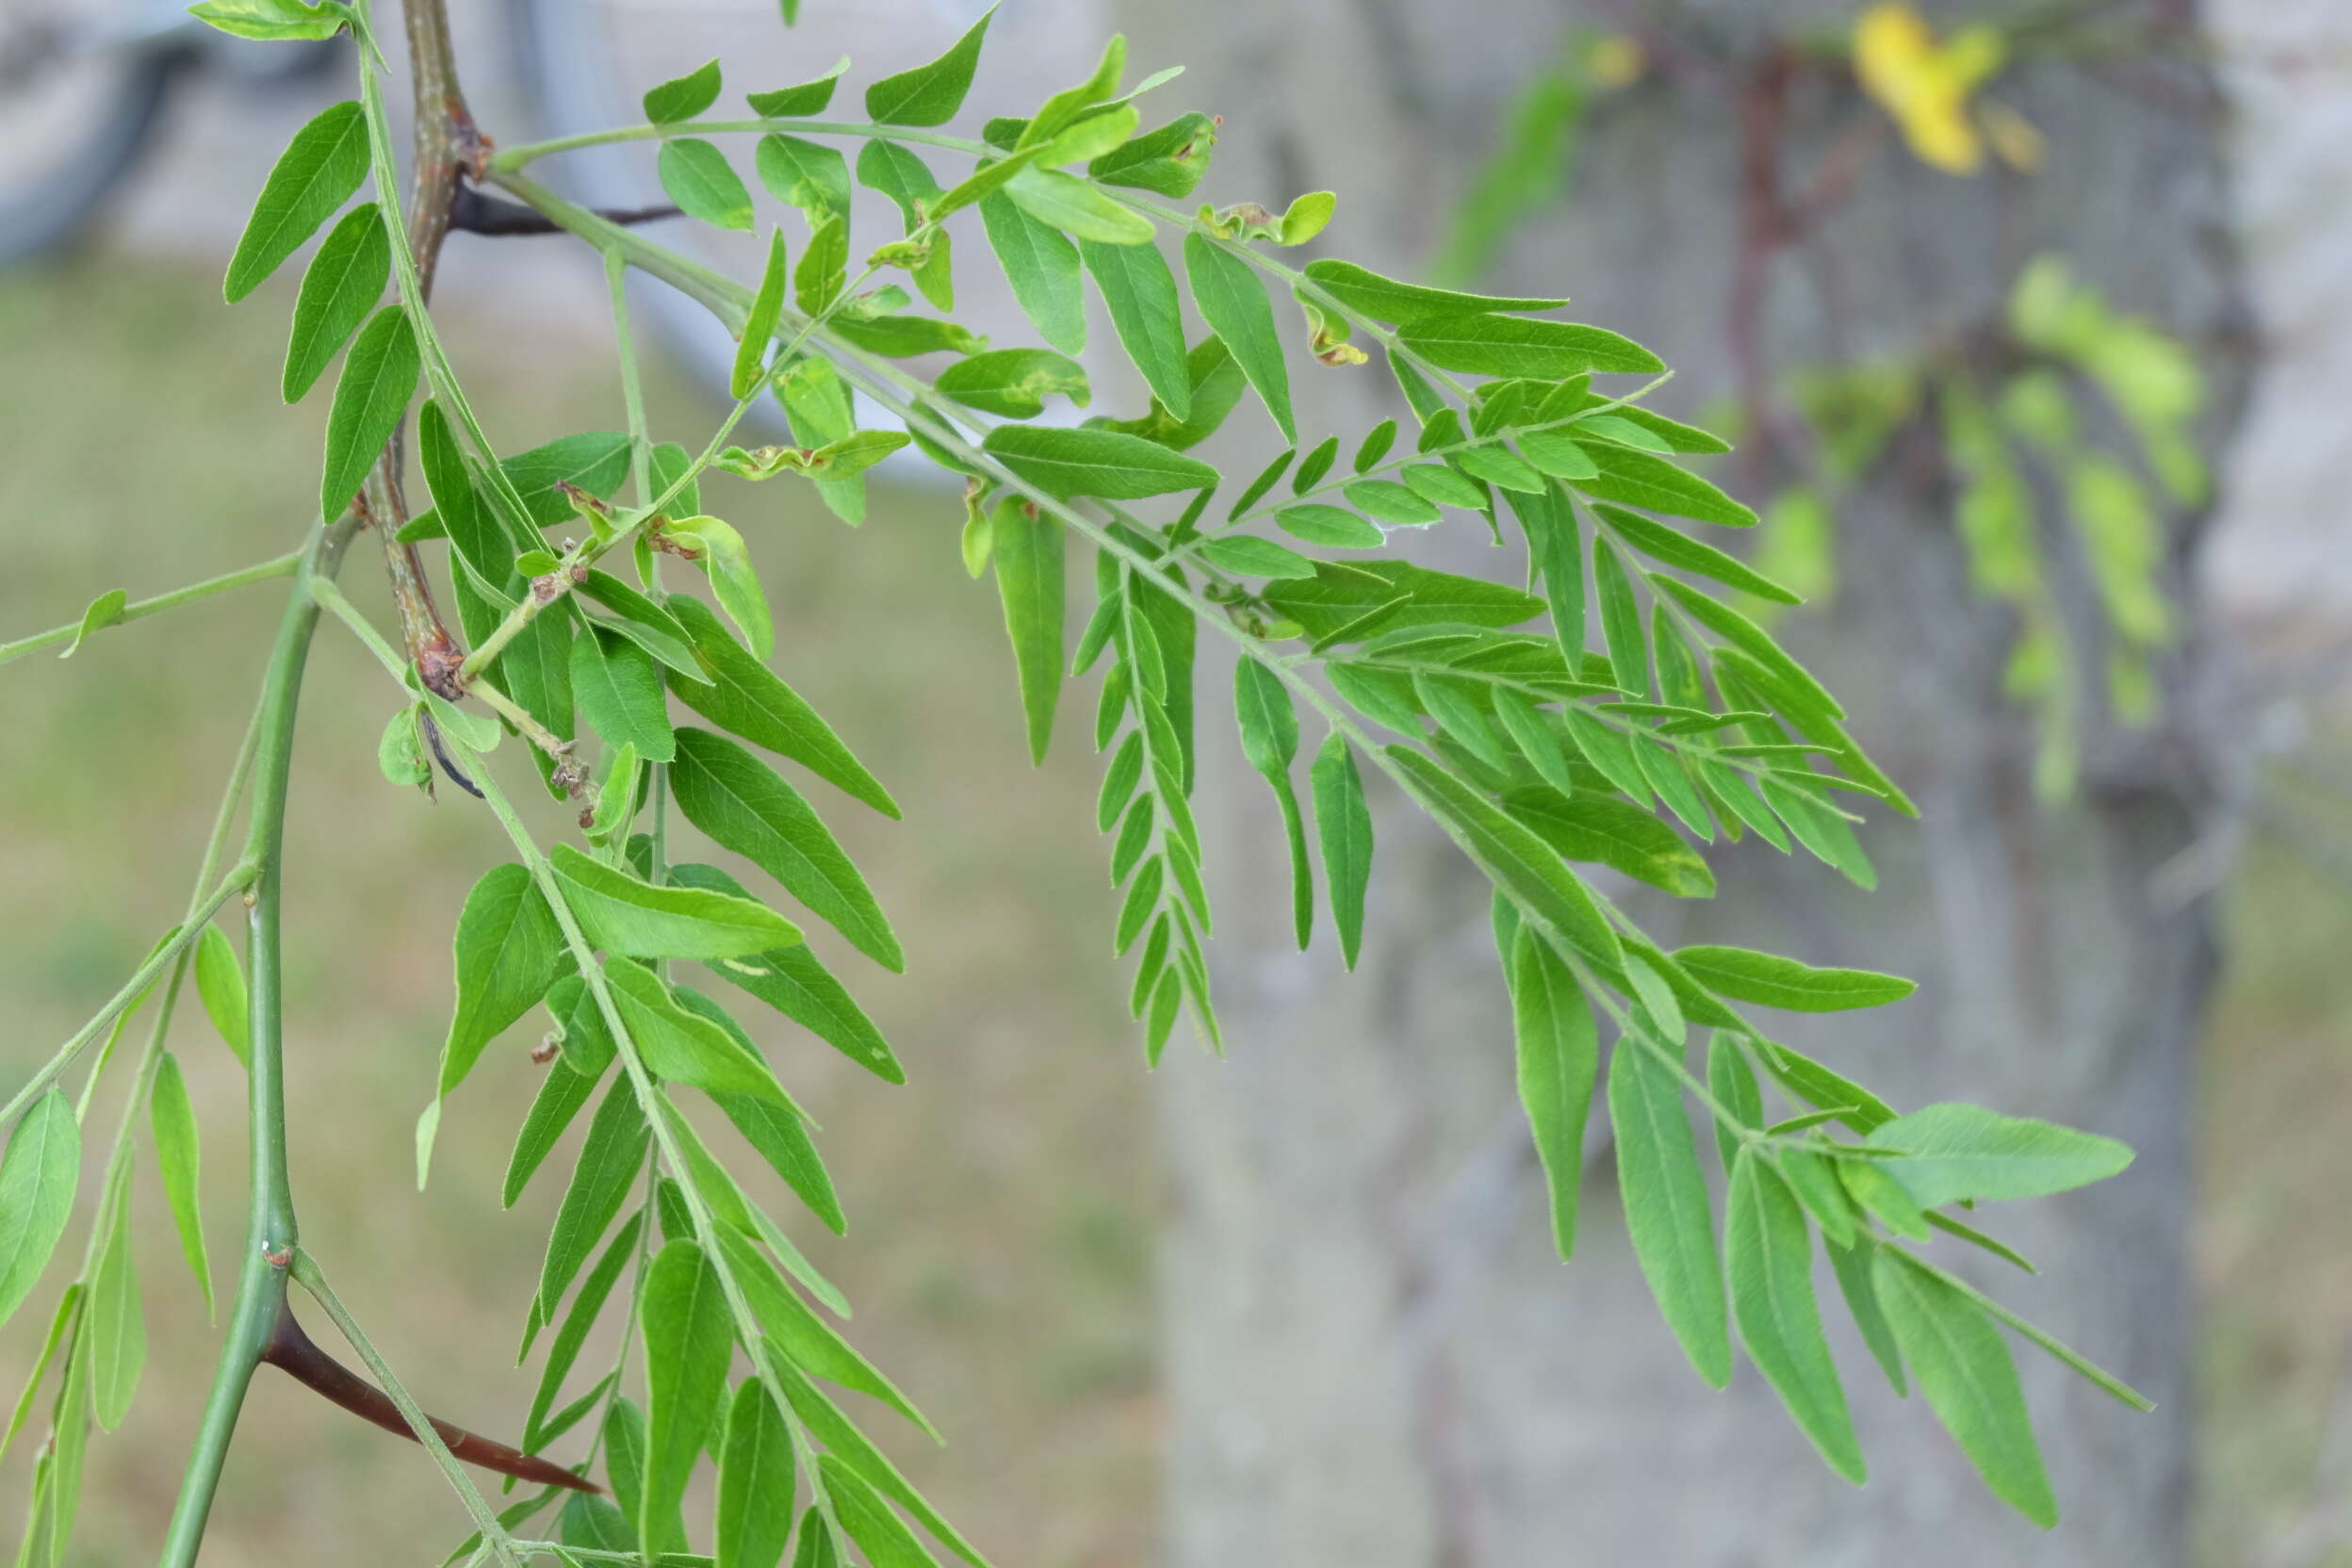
[361,0,477,698]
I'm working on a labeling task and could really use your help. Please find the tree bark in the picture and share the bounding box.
[1119,2,2249,1562]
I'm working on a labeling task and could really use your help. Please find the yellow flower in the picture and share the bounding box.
[1584,34,1645,90]
[1854,3,2030,177]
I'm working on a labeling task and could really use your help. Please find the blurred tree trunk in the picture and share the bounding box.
[1116,2,2248,1563]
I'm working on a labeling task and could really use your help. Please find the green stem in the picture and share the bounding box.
[0,553,302,667]
[155,514,359,1568]
[607,250,652,510]
[286,1251,526,1565]
[447,738,848,1543]
[0,867,258,1133]
[489,117,988,173]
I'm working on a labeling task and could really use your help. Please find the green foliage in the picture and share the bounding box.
[0,6,2164,1562]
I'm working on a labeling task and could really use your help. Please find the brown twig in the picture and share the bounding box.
[259,1298,596,1494]
[361,0,480,698]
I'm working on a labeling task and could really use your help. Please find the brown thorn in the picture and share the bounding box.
[259,1298,599,1494]
[417,711,485,801]
[449,184,682,237]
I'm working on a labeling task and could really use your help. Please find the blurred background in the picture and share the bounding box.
[1,1,2347,1564]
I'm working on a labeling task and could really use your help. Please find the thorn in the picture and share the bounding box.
[417,712,485,801]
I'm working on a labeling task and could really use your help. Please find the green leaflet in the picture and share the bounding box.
[1609,1031,1731,1387]
[755,135,852,226]
[1344,480,1440,528]
[1,1284,80,1465]
[732,229,791,399]
[640,1240,733,1558]
[669,863,905,1083]
[865,3,996,125]
[319,304,418,520]
[538,1076,649,1317]
[572,623,677,762]
[672,515,773,661]
[562,1489,637,1554]
[1383,747,1621,972]
[1592,534,1649,694]
[791,1510,840,1568]
[1509,930,1598,1257]
[51,1319,93,1562]
[1591,501,1800,605]
[1023,34,1127,148]
[579,573,698,677]
[714,1227,936,1436]
[419,400,507,591]
[982,424,1216,500]
[1308,734,1373,970]
[665,596,898,818]
[1706,1031,1763,1171]
[57,588,125,659]
[1872,1249,2058,1527]
[978,191,1086,354]
[1657,576,1844,723]
[550,842,802,962]
[1089,110,1217,198]
[659,139,755,230]
[1674,945,1915,1013]
[604,961,797,1110]
[0,1092,80,1333]
[439,862,564,1098]
[193,923,251,1070]
[1575,445,1757,529]
[1865,1103,2133,1208]
[1299,258,1564,323]
[1506,482,1586,668]
[1726,1152,1865,1482]
[503,1053,604,1209]
[1454,442,1544,494]
[1265,561,1542,643]
[1080,237,1191,416]
[746,57,849,118]
[718,1378,796,1568]
[525,1211,640,1449]
[1274,505,1383,549]
[1826,1233,1907,1396]
[1200,536,1316,580]
[224,99,368,302]
[282,201,389,401]
[498,432,634,528]
[824,1457,942,1568]
[936,349,1089,418]
[148,1052,212,1315]
[1184,231,1296,443]
[991,498,1066,763]
[1397,314,1662,379]
[1005,167,1153,245]
[770,1360,993,1568]
[669,727,904,972]
[1503,784,1715,901]
[857,140,941,231]
[85,1177,143,1432]
[1233,662,1313,949]
[643,57,722,125]
[696,1071,842,1234]
[189,0,347,42]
